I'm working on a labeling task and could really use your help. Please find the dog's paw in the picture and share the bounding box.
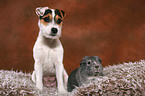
[36,84,43,91]
[31,71,36,83]
[58,89,68,95]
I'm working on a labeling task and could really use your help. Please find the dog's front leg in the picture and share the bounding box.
[35,61,43,90]
[63,69,68,89]
[55,61,67,94]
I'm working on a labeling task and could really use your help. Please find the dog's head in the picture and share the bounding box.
[80,56,103,77]
[36,7,65,39]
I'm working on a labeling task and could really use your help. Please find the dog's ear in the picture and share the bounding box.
[80,56,90,66]
[60,10,66,18]
[92,56,102,64]
[55,9,66,18]
[35,7,49,17]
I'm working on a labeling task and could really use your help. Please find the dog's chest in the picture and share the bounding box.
[42,48,56,75]
[34,37,63,75]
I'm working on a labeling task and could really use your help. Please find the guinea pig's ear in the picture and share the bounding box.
[93,56,102,64]
[80,56,90,66]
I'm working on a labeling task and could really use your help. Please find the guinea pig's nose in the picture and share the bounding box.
[95,65,99,68]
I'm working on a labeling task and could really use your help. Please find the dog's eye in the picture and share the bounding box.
[43,17,50,22]
[56,18,62,24]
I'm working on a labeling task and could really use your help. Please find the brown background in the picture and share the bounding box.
[0,0,145,74]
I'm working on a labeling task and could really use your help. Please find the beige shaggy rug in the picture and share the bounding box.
[0,60,145,96]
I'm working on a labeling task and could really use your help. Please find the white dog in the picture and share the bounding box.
[31,7,68,94]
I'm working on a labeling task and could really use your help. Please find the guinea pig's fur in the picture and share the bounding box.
[67,56,103,92]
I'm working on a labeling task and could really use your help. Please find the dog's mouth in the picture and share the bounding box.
[50,33,57,36]
[43,34,58,39]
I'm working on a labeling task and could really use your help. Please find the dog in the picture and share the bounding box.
[31,7,68,94]
[67,56,103,92]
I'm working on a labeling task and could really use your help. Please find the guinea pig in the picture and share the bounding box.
[67,56,103,92]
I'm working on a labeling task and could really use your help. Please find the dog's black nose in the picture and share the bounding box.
[51,28,58,34]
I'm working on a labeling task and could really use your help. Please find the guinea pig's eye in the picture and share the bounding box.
[43,17,50,22]
[87,60,91,64]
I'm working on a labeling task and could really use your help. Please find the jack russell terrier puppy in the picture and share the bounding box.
[31,7,68,94]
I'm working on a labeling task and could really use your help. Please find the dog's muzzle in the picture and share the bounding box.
[51,27,58,36]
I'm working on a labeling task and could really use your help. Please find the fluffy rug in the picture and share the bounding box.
[0,60,145,96]
[0,70,58,96]
[70,60,145,96]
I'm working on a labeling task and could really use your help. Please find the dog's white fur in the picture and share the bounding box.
[31,7,68,94]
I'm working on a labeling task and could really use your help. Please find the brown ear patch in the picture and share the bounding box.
[60,10,65,18]
[55,9,65,19]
